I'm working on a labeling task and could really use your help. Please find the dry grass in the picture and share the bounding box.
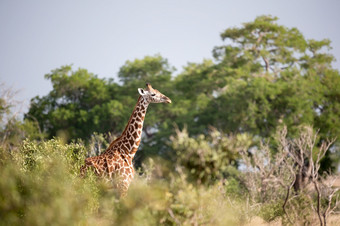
[246,214,340,226]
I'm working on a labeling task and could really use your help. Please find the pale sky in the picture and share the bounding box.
[1,0,340,114]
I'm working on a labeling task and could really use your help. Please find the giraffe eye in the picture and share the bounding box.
[151,94,156,96]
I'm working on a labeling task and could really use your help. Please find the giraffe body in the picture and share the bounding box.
[80,84,171,196]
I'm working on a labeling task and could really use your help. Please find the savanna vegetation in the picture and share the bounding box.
[1,15,340,225]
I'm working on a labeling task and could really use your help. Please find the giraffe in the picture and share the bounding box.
[80,83,171,197]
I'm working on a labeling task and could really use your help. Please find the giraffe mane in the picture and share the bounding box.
[106,95,143,151]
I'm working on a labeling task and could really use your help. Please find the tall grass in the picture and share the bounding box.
[0,138,242,226]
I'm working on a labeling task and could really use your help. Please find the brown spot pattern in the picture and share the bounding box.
[80,84,171,198]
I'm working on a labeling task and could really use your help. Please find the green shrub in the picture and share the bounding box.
[14,138,86,173]
[0,139,101,226]
[0,138,244,226]
[170,126,252,185]
[258,201,284,222]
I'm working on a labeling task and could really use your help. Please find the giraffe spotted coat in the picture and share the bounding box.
[80,84,171,197]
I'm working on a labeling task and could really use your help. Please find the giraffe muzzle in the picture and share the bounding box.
[164,97,172,104]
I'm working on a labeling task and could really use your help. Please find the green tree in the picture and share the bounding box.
[211,16,340,139]
[171,15,340,171]
[174,16,338,137]
[25,65,126,141]
[118,54,174,87]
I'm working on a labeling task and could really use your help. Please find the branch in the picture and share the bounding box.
[314,181,324,226]
[282,173,296,225]
[262,56,270,72]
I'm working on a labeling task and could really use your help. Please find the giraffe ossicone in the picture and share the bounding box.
[80,83,171,197]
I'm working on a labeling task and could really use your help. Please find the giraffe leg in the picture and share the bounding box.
[118,182,130,198]
[111,175,132,198]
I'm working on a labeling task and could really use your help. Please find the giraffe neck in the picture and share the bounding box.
[116,96,149,158]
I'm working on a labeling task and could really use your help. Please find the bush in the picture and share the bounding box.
[170,126,252,185]
[0,138,244,226]
[3,125,337,225]
[0,139,101,226]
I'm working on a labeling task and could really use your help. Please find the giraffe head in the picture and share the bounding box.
[138,83,172,104]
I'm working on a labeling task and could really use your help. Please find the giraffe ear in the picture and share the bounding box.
[138,88,146,96]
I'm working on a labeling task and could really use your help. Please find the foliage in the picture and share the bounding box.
[25,66,126,141]
[258,201,284,223]
[0,138,243,226]
[203,16,339,140]
[170,126,252,185]
[118,54,174,87]
[0,139,100,226]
